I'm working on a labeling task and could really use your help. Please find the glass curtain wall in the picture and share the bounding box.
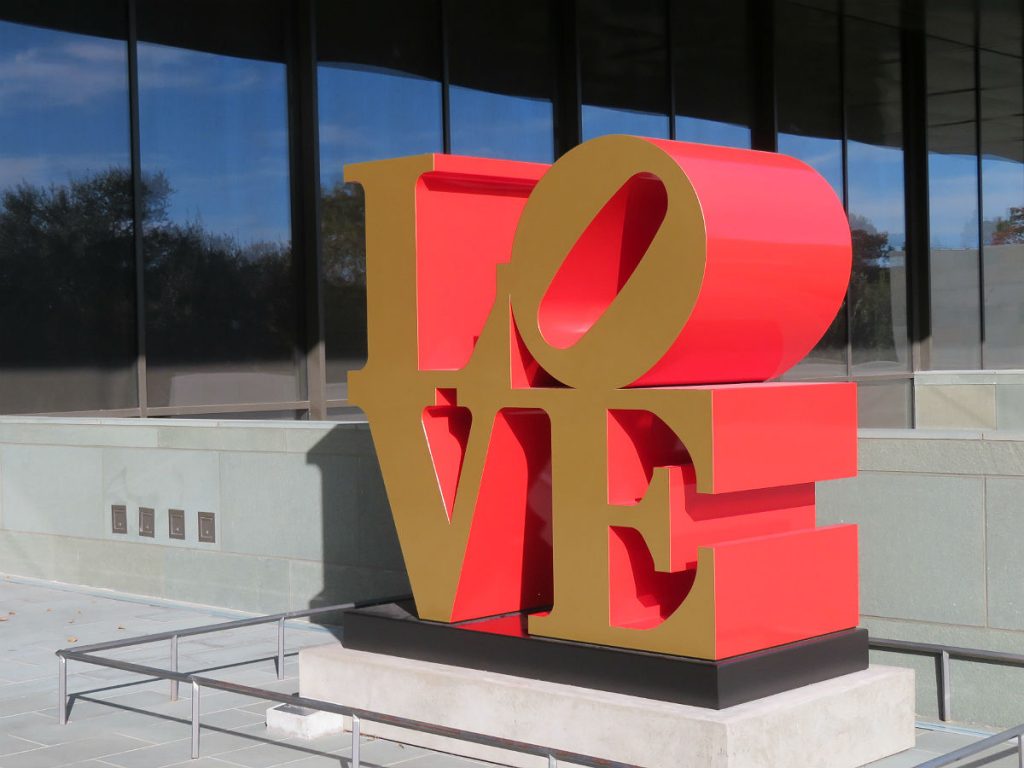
[136,0,300,410]
[579,0,670,140]
[776,1,914,426]
[846,17,912,424]
[927,35,982,370]
[316,0,443,403]
[979,8,1024,367]
[776,1,848,380]
[1,0,1022,427]
[673,0,753,148]
[0,2,137,414]
[926,1,1024,371]
[447,0,556,163]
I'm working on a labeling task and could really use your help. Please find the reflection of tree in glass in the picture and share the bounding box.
[319,181,367,363]
[849,213,898,362]
[0,167,297,369]
[988,207,1024,245]
[0,168,137,367]
[142,176,295,365]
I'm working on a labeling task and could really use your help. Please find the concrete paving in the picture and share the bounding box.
[0,574,1013,768]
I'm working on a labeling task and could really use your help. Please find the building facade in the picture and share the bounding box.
[1,0,1024,728]
[0,0,1021,427]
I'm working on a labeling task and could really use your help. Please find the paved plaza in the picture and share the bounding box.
[0,575,1015,768]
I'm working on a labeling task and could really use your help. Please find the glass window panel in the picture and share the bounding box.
[0,11,137,414]
[980,47,1024,368]
[448,0,554,162]
[844,0,900,28]
[846,19,910,374]
[857,380,913,428]
[137,0,300,408]
[580,0,669,141]
[673,0,752,149]
[979,0,1023,58]
[926,0,976,48]
[927,37,981,370]
[776,1,847,378]
[317,1,443,401]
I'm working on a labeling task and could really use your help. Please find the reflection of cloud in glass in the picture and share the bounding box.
[317,65,442,188]
[983,157,1024,221]
[675,117,751,149]
[927,156,1023,249]
[450,86,553,162]
[582,105,670,141]
[0,21,130,191]
[138,44,274,93]
[138,42,291,245]
[0,153,127,189]
[928,152,978,248]
[0,37,127,107]
[847,141,905,247]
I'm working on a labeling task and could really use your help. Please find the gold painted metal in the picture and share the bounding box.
[509,135,707,391]
[347,144,723,656]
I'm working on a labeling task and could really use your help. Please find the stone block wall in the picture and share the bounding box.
[4,416,1024,727]
[819,428,1024,727]
[0,417,408,614]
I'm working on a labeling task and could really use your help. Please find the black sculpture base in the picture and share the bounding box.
[342,601,868,710]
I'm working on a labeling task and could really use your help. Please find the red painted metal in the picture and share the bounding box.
[350,136,859,659]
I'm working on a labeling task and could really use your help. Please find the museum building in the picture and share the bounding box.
[1,0,1024,726]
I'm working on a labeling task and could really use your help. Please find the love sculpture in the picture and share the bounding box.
[348,135,857,661]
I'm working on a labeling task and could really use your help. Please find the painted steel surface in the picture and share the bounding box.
[347,135,857,660]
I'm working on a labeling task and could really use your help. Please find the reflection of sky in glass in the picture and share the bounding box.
[582,105,669,141]
[318,65,442,188]
[0,22,129,188]
[847,141,905,246]
[982,156,1024,236]
[675,117,750,149]
[450,86,552,162]
[928,152,979,248]
[777,133,843,199]
[137,43,291,245]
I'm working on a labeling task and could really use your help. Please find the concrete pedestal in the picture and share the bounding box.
[299,644,915,768]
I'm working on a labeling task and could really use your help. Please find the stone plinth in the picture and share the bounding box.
[299,644,915,768]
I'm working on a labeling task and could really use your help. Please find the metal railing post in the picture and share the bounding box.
[277,617,285,680]
[352,714,361,768]
[170,634,179,701]
[191,680,200,759]
[939,650,952,722]
[58,655,67,725]
[549,754,557,768]
[1017,733,1022,768]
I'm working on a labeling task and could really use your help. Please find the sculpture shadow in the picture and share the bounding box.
[306,423,411,636]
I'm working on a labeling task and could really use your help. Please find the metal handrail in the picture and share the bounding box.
[69,601,363,654]
[870,636,1024,767]
[870,636,1024,724]
[56,596,638,768]
[911,724,1024,768]
[56,615,1024,768]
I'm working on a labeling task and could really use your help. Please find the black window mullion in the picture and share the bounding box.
[974,0,986,369]
[839,4,852,380]
[666,0,676,140]
[287,0,326,420]
[126,0,147,417]
[553,0,581,156]
[440,0,452,154]
[901,4,931,376]
[750,0,777,152]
